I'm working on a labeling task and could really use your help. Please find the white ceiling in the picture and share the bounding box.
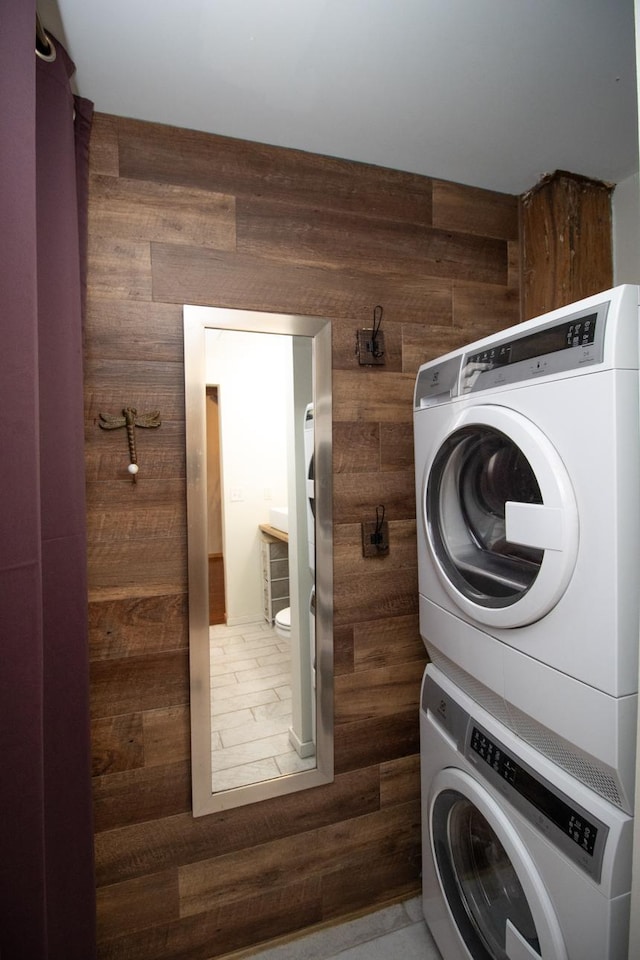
[41,0,638,195]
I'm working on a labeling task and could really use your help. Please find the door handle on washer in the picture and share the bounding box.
[505,501,564,552]
[505,919,544,959]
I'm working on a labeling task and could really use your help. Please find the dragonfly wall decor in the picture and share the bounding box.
[98,407,161,482]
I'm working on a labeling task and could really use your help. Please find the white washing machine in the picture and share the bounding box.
[421,664,632,960]
[414,285,639,812]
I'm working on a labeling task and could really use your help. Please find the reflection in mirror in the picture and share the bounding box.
[184,306,333,815]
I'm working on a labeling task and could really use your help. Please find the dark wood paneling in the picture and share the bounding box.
[151,242,455,326]
[521,170,613,319]
[380,755,421,807]
[432,179,519,240]
[86,479,186,541]
[97,877,324,960]
[89,174,236,249]
[332,370,415,423]
[334,713,420,775]
[333,422,380,473]
[88,537,187,601]
[88,235,152,301]
[117,117,435,225]
[353,614,425,671]
[334,662,425,724]
[96,869,180,942]
[237,198,510,284]
[380,422,414,471]
[94,767,382,886]
[321,841,421,920]
[177,803,419,916]
[86,113,521,956]
[84,300,183,364]
[92,714,145,777]
[90,651,190,719]
[93,760,191,833]
[333,472,416,524]
[89,594,188,660]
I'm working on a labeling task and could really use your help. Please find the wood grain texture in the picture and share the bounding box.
[86,113,524,955]
[97,877,324,960]
[96,869,180,942]
[334,712,420,775]
[92,714,145,777]
[90,651,190,719]
[88,236,152,301]
[334,662,425,724]
[89,175,236,249]
[380,755,421,807]
[84,300,183,364]
[332,472,417,524]
[94,767,381,886]
[89,594,188,661]
[432,179,519,240]
[353,614,425,671]
[521,170,613,319]
[116,116,435,225]
[88,536,187,601]
[237,199,509,284]
[332,370,415,424]
[93,759,191,833]
[152,243,455,326]
[177,802,419,916]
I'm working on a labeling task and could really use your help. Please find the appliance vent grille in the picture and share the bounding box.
[507,705,623,809]
[427,649,511,725]
[427,649,625,810]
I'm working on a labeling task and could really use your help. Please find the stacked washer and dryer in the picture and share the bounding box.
[413,285,640,959]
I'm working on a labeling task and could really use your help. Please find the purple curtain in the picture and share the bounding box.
[0,4,96,958]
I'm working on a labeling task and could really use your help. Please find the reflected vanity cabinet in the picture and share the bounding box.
[260,532,289,623]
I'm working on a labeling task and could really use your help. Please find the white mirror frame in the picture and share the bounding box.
[184,305,334,815]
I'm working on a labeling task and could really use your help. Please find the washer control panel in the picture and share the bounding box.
[422,673,608,882]
[469,726,601,864]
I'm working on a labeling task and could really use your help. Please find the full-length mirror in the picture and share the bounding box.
[184,305,333,815]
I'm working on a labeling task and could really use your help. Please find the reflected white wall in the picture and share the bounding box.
[205,328,290,624]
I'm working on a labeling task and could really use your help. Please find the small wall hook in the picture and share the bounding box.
[355,304,386,366]
[361,504,390,557]
[98,406,161,483]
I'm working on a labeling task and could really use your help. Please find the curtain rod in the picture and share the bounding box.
[36,12,56,62]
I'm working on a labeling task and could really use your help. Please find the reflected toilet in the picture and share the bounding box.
[274,606,291,641]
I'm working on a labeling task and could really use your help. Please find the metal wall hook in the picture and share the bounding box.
[98,407,161,482]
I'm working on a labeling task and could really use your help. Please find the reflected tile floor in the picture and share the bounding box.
[210,620,316,791]
[231,898,442,960]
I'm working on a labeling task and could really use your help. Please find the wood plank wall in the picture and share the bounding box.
[85,113,520,960]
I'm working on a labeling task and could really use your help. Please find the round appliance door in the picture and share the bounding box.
[429,768,568,960]
[423,405,578,629]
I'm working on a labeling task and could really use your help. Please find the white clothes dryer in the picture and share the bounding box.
[421,664,633,960]
[414,285,639,812]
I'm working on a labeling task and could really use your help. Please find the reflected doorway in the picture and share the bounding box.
[206,386,226,625]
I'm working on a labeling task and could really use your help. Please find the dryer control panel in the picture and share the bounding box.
[414,299,612,410]
[460,302,609,395]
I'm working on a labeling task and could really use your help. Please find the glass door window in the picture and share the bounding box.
[433,789,541,959]
[427,426,544,608]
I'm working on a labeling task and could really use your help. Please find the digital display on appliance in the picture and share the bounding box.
[466,313,598,371]
[470,727,597,856]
